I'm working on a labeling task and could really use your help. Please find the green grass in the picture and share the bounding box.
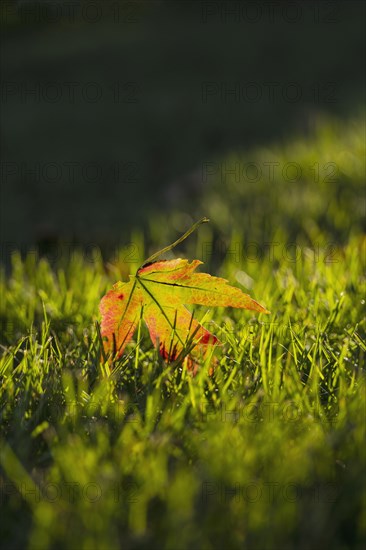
[1,116,365,549]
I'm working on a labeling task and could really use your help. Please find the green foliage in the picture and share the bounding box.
[1,116,365,549]
[153,114,366,253]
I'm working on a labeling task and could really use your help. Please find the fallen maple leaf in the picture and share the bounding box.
[99,219,270,373]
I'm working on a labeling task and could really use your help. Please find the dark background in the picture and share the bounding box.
[1,0,365,256]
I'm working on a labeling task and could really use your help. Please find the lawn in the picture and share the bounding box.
[0,114,365,549]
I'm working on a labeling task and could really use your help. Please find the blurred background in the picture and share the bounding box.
[1,0,365,262]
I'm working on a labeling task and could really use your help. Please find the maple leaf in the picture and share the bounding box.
[99,219,270,373]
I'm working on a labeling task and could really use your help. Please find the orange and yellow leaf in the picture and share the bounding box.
[99,258,270,373]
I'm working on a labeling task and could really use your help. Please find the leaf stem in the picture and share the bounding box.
[138,217,210,271]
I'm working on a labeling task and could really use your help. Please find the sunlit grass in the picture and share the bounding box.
[1,231,364,549]
[1,115,365,549]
